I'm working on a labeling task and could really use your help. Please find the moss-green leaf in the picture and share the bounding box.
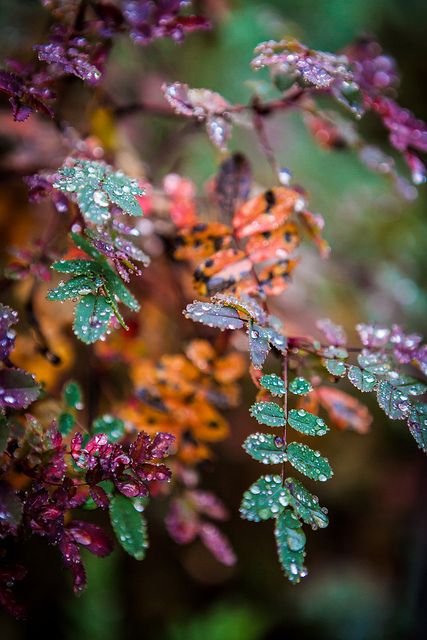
[92,414,125,442]
[407,402,427,453]
[284,477,329,529]
[70,232,104,260]
[286,442,333,481]
[249,401,285,427]
[58,412,75,435]
[324,359,346,377]
[103,172,143,216]
[47,275,103,301]
[103,269,140,312]
[287,409,329,436]
[260,373,286,397]
[347,366,377,392]
[240,475,288,522]
[289,377,312,396]
[73,294,113,344]
[109,494,149,560]
[54,159,143,224]
[242,432,287,464]
[51,259,101,276]
[63,381,83,410]
[275,509,307,584]
[357,352,391,375]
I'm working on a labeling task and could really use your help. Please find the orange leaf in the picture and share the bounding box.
[246,222,300,263]
[233,187,302,238]
[257,258,299,296]
[175,223,232,261]
[193,248,254,296]
[316,386,372,434]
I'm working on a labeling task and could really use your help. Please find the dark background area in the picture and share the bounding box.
[0,1,427,638]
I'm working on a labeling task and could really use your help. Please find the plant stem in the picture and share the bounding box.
[281,349,288,484]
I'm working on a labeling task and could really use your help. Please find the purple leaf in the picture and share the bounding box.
[24,174,69,213]
[190,490,228,521]
[68,520,114,557]
[123,1,210,45]
[89,485,110,509]
[163,82,232,149]
[34,27,104,85]
[316,318,347,346]
[390,324,422,364]
[198,522,236,566]
[149,432,176,459]
[0,369,40,411]
[345,38,399,97]
[252,38,362,114]
[0,64,54,121]
[165,498,198,544]
[0,304,18,362]
[59,533,87,593]
[356,323,390,348]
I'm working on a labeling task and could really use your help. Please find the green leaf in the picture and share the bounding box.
[289,377,312,396]
[103,268,140,312]
[357,352,391,375]
[287,409,329,436]
[240,475,288,521]
[407,403,427,453]
[63,381,83,410]
[54,159,143,224]
[324,359,346,377]
[248,321,271,369]
[109,494,149,560]
[73,294,113,344]
[375,373,425,421]
[249,401,285,427]
[286,442,333,482]
[275,509,307,584]
[385,373,426,397]
[347,366,377,392]
[260,373,286,396]
[58,412,75,435]
[47,275,103,301]
[70,232,104,260]
[284,477,329,529]
[103,171,143,216]
[242,432,287,464]
[52,259,101,276]
[77,184,111,224]
[92,414,125,442]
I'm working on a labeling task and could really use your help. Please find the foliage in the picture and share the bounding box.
[0,0,426,620]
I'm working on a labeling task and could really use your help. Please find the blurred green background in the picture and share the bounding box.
[1,0,427,638]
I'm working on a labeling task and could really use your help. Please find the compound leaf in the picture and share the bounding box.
[286,442,333,482]
[250,401,285,427]
[240,475,288,521]
[288,409,329,436]
[243,432,287,464]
